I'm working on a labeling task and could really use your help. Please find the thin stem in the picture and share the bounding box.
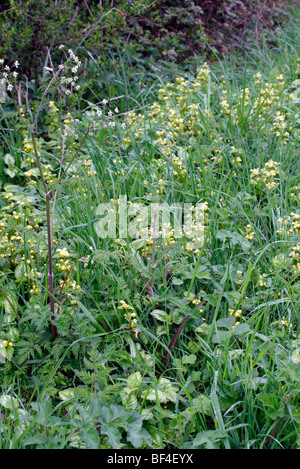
[46,191,57,340]
[57,123,92,184]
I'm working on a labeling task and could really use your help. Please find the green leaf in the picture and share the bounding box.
[192,429,228,449]
[172,277,184,285]
[211,330,231,344]
[81,425,100,449]
[15,261,26,283]
[121,391,138,410]
[59,389,76,401]
[216,316,236,329]
[232,323,251,336]
[151,309,170,323]
[0,394,19,410]
[127,371,142,388]
[291,348,300,364]
[193,395,211,416]
[127,412,152,448]
[182,354,197,365]
[4,154,15,166]
[142,378,179,403]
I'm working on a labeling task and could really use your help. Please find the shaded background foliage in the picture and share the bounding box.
[0,0,296,82]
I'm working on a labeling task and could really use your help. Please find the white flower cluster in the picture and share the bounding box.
[43,46,82,95]
[92,100,126,130]
[0,59,19,92]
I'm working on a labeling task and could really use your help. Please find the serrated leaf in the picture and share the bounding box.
[232,323,251,336]
[121,390,138,410]
[81,425,100,449]
[192,429,228,449]
[127,412,152,448]
[182,354,197,365]
[193,395,211,415]
[151,309,170,322]
[127,371,142,388]
[216,316,236,329]
[142,378,179,403]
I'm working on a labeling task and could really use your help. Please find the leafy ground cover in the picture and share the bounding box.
[0,4,300,450]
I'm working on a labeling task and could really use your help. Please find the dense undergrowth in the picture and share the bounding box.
[0,2,300,450]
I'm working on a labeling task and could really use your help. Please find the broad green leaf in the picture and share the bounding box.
[291,348,300,364]
[151,309,170,322]
[127,371,142,388]
[142,378,179,403]
[59,389,76,401]
[121,392,138,410]
[127,412,152,448]
[0,394,19,410]
[182,354,197,365]
[15,261,26,283]
[193,395,211,415]
[192,429,228,449]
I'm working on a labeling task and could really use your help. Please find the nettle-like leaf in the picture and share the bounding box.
[5,168,18,178]
[216,229,251,251]
[192,429,228,449]
[151,309,171,323]
[0,394,19,410]
[120,390,138,410]
[81,425,100,449]
[126,412,152,448]
[192,395,211,416]
[15,261,27,283]
[30,401,63,427]
[182,354,197,365]
[4,154,15,166]
[0,342,14,362]
[58,389,76,402]
[291,348,300,364]
[126,371,143,388]
[142,377,179,403]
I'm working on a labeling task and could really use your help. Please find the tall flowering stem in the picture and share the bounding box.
[28,48,85,340]
[31,129,57,339]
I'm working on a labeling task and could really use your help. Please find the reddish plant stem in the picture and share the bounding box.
[160,315,190,371]
[265,394,291,448]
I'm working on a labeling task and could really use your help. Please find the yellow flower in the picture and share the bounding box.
[118,300,134,310]
[57,248,70,258]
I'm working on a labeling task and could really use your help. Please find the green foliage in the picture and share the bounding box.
[1,1,300,450]
[0,0,295,85]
